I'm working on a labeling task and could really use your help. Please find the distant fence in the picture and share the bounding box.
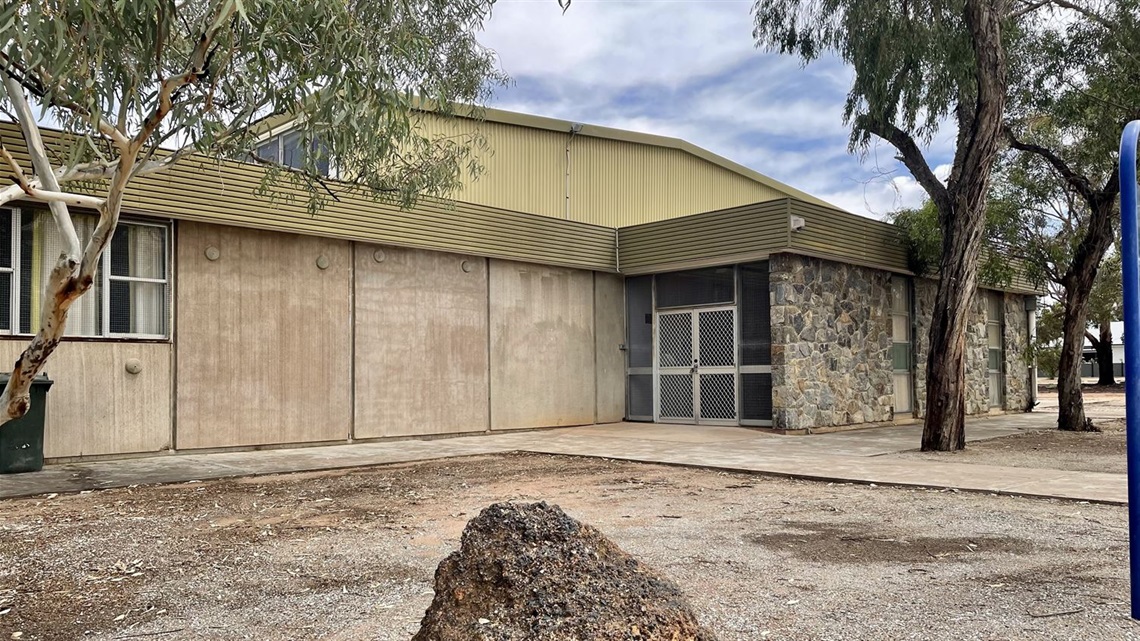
[1081,361,1126,379]
[1036,361,1125,379]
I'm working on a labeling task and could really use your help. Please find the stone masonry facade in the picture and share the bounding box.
[770,254,893,430]
[964,289,992,415]
[914,278,995,416]
[914,279,1033,416]
[772,255,1034,430]
[1003,293,1034,412]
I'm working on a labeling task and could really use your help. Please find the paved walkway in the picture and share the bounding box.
[0,411,1127,504]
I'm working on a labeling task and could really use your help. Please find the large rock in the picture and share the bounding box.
[412,502,717,641]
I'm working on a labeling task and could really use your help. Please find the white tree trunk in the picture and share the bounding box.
[0,77,133,426]
[0,1,233,428]
[0,255,81,420]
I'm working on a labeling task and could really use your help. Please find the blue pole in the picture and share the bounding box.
[1121,121,1140,620]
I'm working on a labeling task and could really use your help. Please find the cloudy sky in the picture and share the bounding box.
[479,0,957,219]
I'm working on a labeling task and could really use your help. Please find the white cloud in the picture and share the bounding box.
[479,2,956,220]
[483,2,758,88]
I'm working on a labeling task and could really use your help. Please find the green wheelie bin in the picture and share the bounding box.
[0,374,53,474]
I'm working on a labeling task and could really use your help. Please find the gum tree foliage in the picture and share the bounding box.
[1033,301,1068,377]
[753,0,1014,451]
[1000,0,1136,429]
[0,0,523,425]
[890,199,1017,287]
[1085,254,1123,385]
[1033,255,1120,387]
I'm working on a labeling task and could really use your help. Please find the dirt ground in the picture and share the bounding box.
[894,417,1127,473]
[895,385,1128,473]
[1,453,1135,641]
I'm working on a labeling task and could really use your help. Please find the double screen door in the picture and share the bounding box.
[655,307,738,425]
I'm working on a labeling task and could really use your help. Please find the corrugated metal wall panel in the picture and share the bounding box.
[788,201,910,273]
[2,123,617,272]
[618,200,789,273]
[568,135,785,227]
[419,114,567,220]
[417,114,786,226]
[787,201,1043,294]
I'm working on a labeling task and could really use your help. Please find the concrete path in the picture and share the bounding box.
[0,411,1126,504]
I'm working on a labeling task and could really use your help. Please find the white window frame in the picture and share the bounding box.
[103,219,172,340]
[0,212,19,336]
[0,207,171,340]
[890,277,915,414]
[254,130,335,178]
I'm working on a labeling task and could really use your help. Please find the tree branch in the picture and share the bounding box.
[132,1,239,151]
[0,53,130,150]
[78,162,134,286]
[1043,0,1114,29]
[1008,0,1051,19]
[0,144,107,209]
[1004,126,1096,202]
[858,115,952,215]
[1,75,83,259]
[0,160,120,207]
[1085,330,1100,349]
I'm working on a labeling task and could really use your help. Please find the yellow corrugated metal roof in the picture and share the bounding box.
[256,103,841,224]
[471,106,836,210]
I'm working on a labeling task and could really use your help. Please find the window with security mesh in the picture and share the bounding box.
[654,266,734,309]
[739,262,770,366]
[109,223,169,336]
[625,275,653,368]
[18,210,103,336]
[628,374,653,420]
[1,207,169,339]
[741,373,773,421]
[253,130,331,177]
[986,290,1004,407]
[0,213,12,332]
[891,277,914,413]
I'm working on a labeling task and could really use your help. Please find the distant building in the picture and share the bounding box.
[1082,321,1125,379]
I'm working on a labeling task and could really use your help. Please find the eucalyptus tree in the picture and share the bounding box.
[753,0,1113,450]
[0,0,512,425]
[754,0,1016,451]
[1001,0,1135,430]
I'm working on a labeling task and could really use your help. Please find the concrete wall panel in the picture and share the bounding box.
[354,246,489,438]
[0,341,174,459]
[175,222,352,449]
[490,260,595,429]
[594,273,626,423]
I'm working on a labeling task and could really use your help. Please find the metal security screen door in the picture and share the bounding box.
[655,307,738,424]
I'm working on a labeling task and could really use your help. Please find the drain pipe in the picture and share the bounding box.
[1027,296,1038,409]
[564,123,583,219]
[615,228,621,272]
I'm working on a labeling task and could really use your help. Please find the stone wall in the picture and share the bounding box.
[1003,293,1034,411]
[912,278,936,417]
[770,254,894,430]
[913,283,1031,417]
[964,292,991,416]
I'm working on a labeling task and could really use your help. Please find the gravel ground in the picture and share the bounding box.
[0,453,1136,641]
[893,418,1127,473]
